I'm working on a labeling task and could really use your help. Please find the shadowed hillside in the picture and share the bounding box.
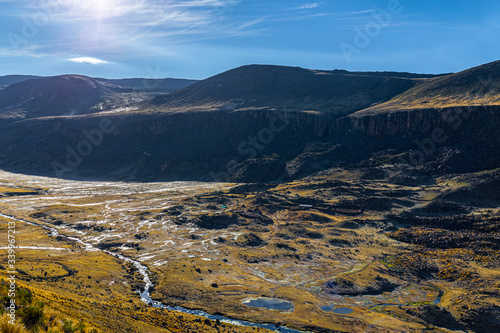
[149,64,437,116]
[0,75,126,121]
[99,77,198,92]
[0,74,40,89]
[0,75,197,123]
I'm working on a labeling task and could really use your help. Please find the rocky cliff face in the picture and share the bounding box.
[0,105,498,182]
[0,109,334,181]
[344,105,500,136]
[332,105,500,175]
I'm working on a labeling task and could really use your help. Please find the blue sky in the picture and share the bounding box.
[1,0,499,79]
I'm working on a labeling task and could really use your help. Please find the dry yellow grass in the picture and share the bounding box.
[0,169,499,332]
[0,315,29,333]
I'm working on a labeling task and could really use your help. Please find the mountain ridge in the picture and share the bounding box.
[148,64,439,117]
[0,61,498,182]
[0,74,197,122]
[0,74,41,87]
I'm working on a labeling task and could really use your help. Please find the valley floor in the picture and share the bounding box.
[0,168,499,333]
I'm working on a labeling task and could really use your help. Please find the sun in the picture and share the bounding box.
[73,0,122,20]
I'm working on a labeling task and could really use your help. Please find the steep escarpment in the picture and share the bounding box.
[332,105,500,174]
[342,105,500,136]
[0,109,338,181]
[1,103,497,182]
[332,60,500,174]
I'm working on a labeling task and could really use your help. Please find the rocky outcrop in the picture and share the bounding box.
[344,105,500,136]
[404,305,466,331]
[324,276,400,296]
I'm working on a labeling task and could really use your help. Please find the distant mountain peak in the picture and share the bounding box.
[0,75,197,121]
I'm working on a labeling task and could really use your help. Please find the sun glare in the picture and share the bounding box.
[73,0,122,20]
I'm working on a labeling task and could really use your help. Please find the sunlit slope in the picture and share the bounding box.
[354,60,500,116]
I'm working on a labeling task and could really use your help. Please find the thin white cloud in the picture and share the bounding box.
[26,0,240,26]
[2,0,264,63]
[10,0,249,53]
[345,9,381,15]
[296,3,320,10]
[69,57,108,65]
[237,17,267,30]
[0,44,44,57]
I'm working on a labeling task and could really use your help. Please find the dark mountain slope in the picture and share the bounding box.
[325,60,500,178]
[0,75,40,88]
[0,75,122,121]
[0,75,197,123]
[150,65,435,116]
[0,75,196,92]
[99,78,198,92]
[341,60,500,138]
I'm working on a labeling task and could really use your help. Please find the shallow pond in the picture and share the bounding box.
[332,307,353,315]
[321,305,354,315]
[242,297,295,311]
[320,304,336,312]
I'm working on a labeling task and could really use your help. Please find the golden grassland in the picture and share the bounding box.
[353,64,500,115]
[0,210,272,332]
[0,170,499,332]
[357,94,500,114]
[0,186,39,197]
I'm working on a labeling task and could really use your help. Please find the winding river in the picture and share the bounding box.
[0,213,306,333]
[2,210,451,332]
